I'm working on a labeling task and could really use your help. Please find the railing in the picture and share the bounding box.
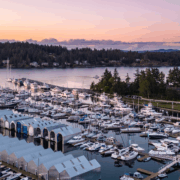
[158,158,180,173]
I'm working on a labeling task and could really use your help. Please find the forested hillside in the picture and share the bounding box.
[0,42,180,68]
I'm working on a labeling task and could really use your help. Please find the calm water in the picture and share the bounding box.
[0,67,175,89]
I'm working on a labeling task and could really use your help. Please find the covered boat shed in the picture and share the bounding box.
[27,151,64,175]
[9,145,43,166]
[48,156,101,180]
[1,142,34,163]
[38,154,74,179]
[18,148,54,171]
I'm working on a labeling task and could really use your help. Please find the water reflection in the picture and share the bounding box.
[0,127,66,153]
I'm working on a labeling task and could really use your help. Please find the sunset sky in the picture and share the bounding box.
[1,0,180,42]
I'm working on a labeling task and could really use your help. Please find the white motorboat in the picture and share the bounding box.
[0,172,13,178]
[176,136,180,141]
[88,142,104,151]
[67,136,85,144]
[111,147,129,159]
[173,122,180,126]
[99,93,109,102]
[149,149,175,155]
[93,75,99,79]
[52,87,62,93]
[121,151,138,161]
[98,144,113,153]
[51,113,66,119]
[149,132,168,139]
[143,157,151,162]
[80,141,94,149]
[40,83,50,91]
[160,139,179,145]
[24,79,30,88]
[133,172,143,179]
[21,177,29,180]
[1,168,11,174]
[6,173,22,180]
[121,128,142,133]
[131,144,145,152]
[158,173,167,178]
[172,129,180,134]
[144,116,155,121]
[30,82,38,91]
[155,117,165,123]
[164,127,174,133]
[101,146,118,156]
[119,175,134,180]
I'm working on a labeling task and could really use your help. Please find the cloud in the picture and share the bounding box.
[0,38,180,51]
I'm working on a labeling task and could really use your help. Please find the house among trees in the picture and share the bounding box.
[41,62,49,67]
[53,62,59,67]
[30,61,39,67]
[74,60,79,65]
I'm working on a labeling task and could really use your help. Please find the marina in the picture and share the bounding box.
[0,77,180,180]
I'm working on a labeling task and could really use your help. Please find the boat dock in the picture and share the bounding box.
[24,78,93,93]
[0,161,38,180]
[137,156,180,180]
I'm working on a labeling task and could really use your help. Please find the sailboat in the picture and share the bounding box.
[6,59,12,82]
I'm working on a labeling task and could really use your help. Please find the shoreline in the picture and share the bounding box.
[0,65,177,69]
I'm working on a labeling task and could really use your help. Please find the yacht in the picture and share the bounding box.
[51,113,66,119]
[99,93,109,102]
[24,79,30,88]
[144,116,155,121]
[133,172,143,179]
[149,132,168,139]
[52,87,62,94]
[155,117,165,123]
[40,83,50,91]
[111,147,129,159]
[7,78,12,82]
[174,122,180,126]
[88,142,104,151]
[101,146,118,156]
[78,92,90,98]
[149,149,175,155]
[30,82,38,91]
[93,75,99,79]
[131,144,145,152]
[164,127,174,133]
[80,141,94,149]
[6,173,22,180]
[12,78,18,84]
[121,128,142,133]
[121,151,138,161]
[67,136,85,144]
[0,172,13,178]
[160,139,179,145]
[98,144,113,153]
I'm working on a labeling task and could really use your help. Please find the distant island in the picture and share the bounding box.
[0,42,180,68]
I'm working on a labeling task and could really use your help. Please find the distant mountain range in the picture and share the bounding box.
[0,38,180,52]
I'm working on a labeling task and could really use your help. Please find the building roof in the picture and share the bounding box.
[0,109,13,118]
[33,151,64,166]
[22,149,54,163]
[43,154,74,170]
[13,145,43,159]
[5,142,34,155]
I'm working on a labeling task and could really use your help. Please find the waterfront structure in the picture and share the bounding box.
[0,110,81,147]
[0,136,101,180]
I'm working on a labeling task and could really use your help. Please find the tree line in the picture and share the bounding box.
[0,42,180,68]
[90,67,180,101]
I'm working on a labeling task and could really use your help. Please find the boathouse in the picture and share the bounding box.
[0,136,101,179]
[0,110,81,146]
[17,148,54,170]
